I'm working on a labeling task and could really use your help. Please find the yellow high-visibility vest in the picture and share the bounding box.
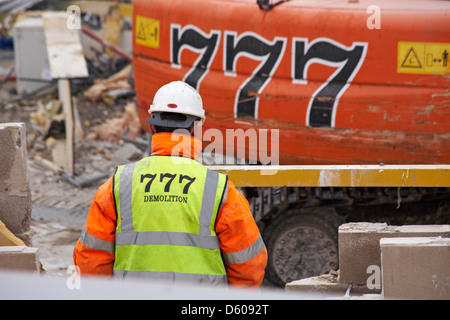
[112,155,228,285]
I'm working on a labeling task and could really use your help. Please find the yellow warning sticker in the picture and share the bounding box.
[135,16,160,48]
[398,42,450,75]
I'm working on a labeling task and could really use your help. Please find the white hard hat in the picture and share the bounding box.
[146,81,205,128]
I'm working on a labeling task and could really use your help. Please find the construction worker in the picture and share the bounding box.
[73,81,267,288]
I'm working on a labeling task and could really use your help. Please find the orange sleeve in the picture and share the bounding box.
[215,180,268,289]
[73,177,117,277]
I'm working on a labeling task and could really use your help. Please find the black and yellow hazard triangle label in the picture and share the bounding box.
[401,48,422,68]
[135,15,160,49]
[136,21,147,41]
[398,41,450,75]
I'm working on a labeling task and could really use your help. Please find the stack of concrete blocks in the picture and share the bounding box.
[0,123,40,272]
[286,222,450,299]
[338,223,450,299]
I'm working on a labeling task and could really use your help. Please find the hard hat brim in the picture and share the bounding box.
[148,103,205,120]
[145,113,201,128]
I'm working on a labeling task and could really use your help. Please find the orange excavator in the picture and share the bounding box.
[131,0,450,286]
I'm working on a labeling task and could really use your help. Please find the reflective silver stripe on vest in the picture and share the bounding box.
[116,163,222,248]
[199,169,219,236]
[79,229,115,253]
[113,270,227,285]
[221,235,266,264]
[115,231,219,249]
[118,162,136,233]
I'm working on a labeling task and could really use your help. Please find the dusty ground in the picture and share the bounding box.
[28,136,146,276]
[31,205,86,275]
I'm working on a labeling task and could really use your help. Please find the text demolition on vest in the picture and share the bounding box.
[144,194,188,204]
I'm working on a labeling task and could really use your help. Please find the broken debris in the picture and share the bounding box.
[93,101,142,143]
[84,64,132,102]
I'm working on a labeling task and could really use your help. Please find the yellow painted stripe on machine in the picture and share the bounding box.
[209,165,450,187]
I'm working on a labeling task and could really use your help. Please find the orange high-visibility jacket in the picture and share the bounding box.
[73,132,267,288]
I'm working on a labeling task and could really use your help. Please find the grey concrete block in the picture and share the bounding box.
[381,237,450,300]
[0,123,32,245]
[0,246,40,272]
